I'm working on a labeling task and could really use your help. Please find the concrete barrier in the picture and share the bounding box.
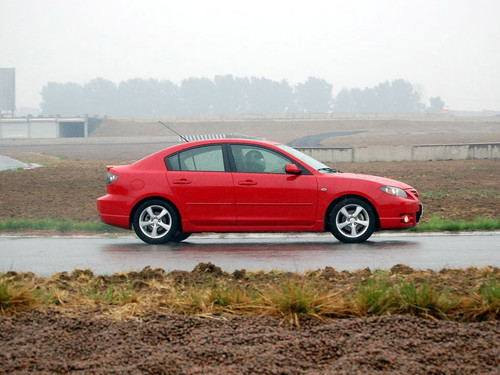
[413,144,469,161]
[297,143,500,163]
[492,144,500,159]
[297,147,354,163]
[354,146,413,163]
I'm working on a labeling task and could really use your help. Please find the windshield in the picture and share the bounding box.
[277,144,340,173]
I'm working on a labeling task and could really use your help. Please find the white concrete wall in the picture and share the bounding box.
[1,121,29,138]
[29,121,58,138]
[0,120,58,139]
[0,117,86,139]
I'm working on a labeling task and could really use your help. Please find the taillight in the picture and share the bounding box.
[106,172,119,184]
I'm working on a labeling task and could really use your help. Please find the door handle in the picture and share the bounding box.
[173,179,192,185]
[238,180,257,186]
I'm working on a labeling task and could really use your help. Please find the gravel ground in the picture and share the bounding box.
[1,311,499,374]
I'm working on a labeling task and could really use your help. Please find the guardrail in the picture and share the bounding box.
[297,143,500,162]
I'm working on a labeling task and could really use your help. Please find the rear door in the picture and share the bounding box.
[229,144,318,227]
[166,144,235,226]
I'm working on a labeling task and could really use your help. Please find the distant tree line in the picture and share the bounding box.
[40,75,444,116]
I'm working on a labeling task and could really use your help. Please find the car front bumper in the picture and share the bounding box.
[378,201,423,230]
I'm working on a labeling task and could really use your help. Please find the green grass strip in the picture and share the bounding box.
[412,216,500,232]
[0,219,125,233]
[1,216,499,234]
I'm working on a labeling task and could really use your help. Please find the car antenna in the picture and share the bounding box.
[158,121,189,143]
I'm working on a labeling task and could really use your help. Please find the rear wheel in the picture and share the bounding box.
[133,200,178,244]
[330,198,375,243]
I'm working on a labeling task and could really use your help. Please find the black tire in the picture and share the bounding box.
[330,198,375,243]
[171,232,192,243]
[133,200,179,244]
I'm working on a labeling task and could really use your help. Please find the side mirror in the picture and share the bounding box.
[285,163,301,175]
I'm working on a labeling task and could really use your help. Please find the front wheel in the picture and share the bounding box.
[133,200,179,244]
[330,198,375,243]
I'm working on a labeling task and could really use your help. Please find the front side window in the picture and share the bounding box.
[230,145,292,174]
[166,145,225,172]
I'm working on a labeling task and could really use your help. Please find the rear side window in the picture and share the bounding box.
[166,145,225,172]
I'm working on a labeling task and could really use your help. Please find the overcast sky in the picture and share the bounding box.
[1,0,499,111]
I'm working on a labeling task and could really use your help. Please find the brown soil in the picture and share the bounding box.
[1,311,499,374]
[1,153,499,224]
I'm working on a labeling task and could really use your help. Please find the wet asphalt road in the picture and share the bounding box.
[1,232,499,276]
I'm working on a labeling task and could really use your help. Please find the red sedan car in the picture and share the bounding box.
[97,139,422,244]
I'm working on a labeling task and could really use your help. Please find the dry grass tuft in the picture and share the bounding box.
[1,280,40,315]
[1,266,499,325]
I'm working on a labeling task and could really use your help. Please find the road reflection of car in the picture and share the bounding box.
[97,139,423,244]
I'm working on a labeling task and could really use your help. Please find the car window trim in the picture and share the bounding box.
[165,144,229,172]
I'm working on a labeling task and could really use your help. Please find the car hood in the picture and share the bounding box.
[322,172,414,190]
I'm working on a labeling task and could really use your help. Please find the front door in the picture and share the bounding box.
[229,144,318,227]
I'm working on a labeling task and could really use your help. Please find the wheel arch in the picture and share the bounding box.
[129,196,183,231]
[324,194,380,232]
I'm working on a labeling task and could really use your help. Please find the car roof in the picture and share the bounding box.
[165,138,280,154]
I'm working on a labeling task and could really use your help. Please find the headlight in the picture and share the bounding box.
[106,172,119,184]
[380,186,407,198]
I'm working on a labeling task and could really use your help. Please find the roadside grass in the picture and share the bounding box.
[411,215,500,232]
[1,216,500,234]
[1,268,498,325]
[0,218,126,233]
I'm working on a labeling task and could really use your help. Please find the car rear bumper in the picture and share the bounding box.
[96,195,131,229]
[98,213,130,229]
